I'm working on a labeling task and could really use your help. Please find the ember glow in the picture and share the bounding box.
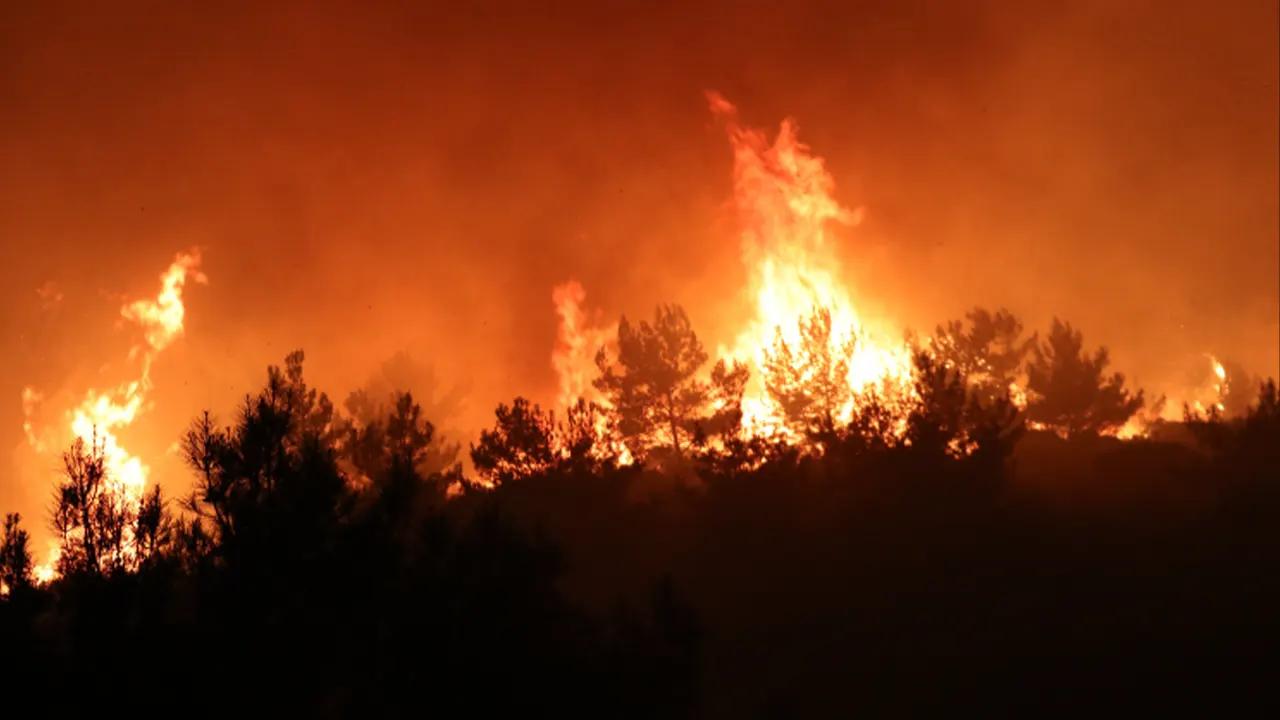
[25,251,205,581]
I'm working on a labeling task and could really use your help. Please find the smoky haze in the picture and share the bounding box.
[2,1,1276,531]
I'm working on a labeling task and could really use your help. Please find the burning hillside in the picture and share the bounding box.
[2,5,1276,714]
[547,94,1268,461]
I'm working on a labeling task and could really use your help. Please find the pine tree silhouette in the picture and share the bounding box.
[0,513,32,593]
[1025,318,1144,436]
[594,304,710,461]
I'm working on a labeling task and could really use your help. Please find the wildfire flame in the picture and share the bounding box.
[1167,355,1231,420]
[1111,354,1232,439]
[707,92,913,435]
[1211,358,1227,404]
[550,94,914,446]
[26,250,206,582]
[549,281,633,465]
[550,96,1249,452]
[551,280,615,409]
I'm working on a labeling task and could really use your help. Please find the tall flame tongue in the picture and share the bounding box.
[551,280,615,409]
[550,281,634,465]
[28,250,206,582]
[708,93,912,436]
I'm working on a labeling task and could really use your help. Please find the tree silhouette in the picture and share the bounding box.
[1186,378,1280,457]
[51,433,167,577]
[843,388,901,453]
[131,485,170,569]
[559,397,621,473]
[343,390,461,495]
[179,350,348,569]
[472,397,624,485]
[1,513,32,593]
[471,397,558,485]
[699,359,751,444]
[933,307,1035,403]
[1247,379,1280,427]
[764,308,855,440]
[900,347,1025,466]
[906,350,970,456]
[344,387,460,479]
[0,335,1275,716]
[1025,318,1144,436]
[594,304,709,460]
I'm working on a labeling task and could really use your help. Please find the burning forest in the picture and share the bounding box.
[1,2,1277,717]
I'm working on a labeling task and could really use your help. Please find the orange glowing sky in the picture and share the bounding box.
[2,2,1277,533]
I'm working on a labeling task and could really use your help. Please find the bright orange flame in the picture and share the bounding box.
[1113,416,1149,440]
[27,250,205,582]
[123,251,204,358]
[1210,358,1229,412]
[32,542,60,585]
[549,282,633,465]
[551,281,615,409]
[708,92,914,436]
[1110,354,1232,439]
[1153,354,1231,423]
[547,96,917,451]
[1008,381,1029,410]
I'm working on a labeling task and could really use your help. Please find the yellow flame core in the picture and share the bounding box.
[1210,357,1228,412]
[29,250,205,583]
[709,93,913,436]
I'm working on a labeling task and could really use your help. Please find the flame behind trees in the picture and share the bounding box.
[709,92,916,435]
[538,96,1153,466]
[763,308,858,443]
[475,302,751,485]
[546,93,916,461]
[23,250,204,582]
[591,304,751,464]
[51,434,168,577]
[931,308,1036,406]
[71,250,206,497]
[471,398,558,484]
[470,397,624,485]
